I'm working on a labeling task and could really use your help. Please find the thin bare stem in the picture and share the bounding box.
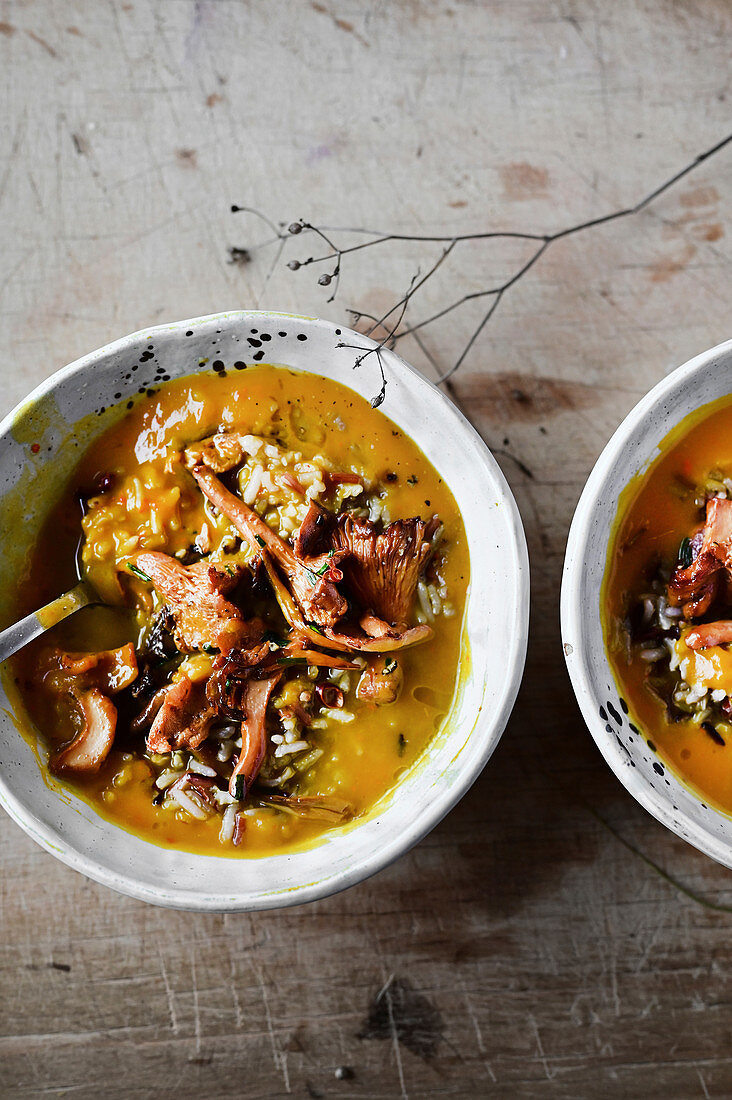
[230,131,732,402]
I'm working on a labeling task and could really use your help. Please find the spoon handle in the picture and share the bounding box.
[0,583,96,664]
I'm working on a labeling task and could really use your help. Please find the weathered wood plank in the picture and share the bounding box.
[2,0,732,1096]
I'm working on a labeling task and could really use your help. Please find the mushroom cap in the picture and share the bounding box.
[51,689,117,775]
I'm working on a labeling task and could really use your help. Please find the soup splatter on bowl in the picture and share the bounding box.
[12,364,469,857]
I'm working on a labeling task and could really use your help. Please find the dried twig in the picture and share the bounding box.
[231,131,732,405]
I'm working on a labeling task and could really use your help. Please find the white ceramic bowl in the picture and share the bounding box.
[562,337,732,869]
[0,311,529,910]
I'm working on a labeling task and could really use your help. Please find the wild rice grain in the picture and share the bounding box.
[169,786,208,820]
[639,647,666,662]
[155,769,183,790]
[219,803,238,843]
[188,759,217,777]
[320,707,355,724]
[418,580,434,623]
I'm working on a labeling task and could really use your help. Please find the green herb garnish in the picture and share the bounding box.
[384,658,398,674]
[313,550,336,578]
[278,655,306,665]
[202,643,219,655]
[126,562,152,582]
[397,733,407,756]
[305,620,326,636]
[306,560,334,585]
[678,536,693,568]
[255,535,266,548]
[263,630,290,647]
[232,775,245,801]
[406,475,418,486]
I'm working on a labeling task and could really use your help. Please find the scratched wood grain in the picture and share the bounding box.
[2,1,732,1096]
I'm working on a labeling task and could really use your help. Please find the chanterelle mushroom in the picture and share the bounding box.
[293,501,336,560]
[134,551,253,654]
[51,689,117,775]
[146,674,217,755]
[183,430,264,473]
[334,514,434,628]
[45,643,138,694]
[205,650,283,797]
[191,467,348,628]
[356,656,404,704]
[686,621,732,650]
[669,497,732,617]
[228,671,282,798]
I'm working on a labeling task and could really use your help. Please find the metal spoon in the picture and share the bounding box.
[0,581,98,664]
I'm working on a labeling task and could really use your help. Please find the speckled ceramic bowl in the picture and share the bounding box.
[0,311,529,910]
[561,337,732,868]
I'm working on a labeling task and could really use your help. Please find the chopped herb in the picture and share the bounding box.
[126,562,152,582]
[678,536,693,568]
[305,620,326,636]
[255,534,266,548]
[406,475,418,486]
[224,564,236,576]
[202,643,219,655]
[225,678,234,692]
[278,655,306,665]
[313,550,336,577]
[397,733,407,756]
[384,658,398,674]
[233,775,245,801]
[263,630,289,647]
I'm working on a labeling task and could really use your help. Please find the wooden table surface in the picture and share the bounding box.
[2,2,732,1096]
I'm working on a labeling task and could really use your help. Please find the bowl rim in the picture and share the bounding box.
[561,336,732,868]
[0,310,530,909]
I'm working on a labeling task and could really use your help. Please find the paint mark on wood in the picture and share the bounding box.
[176,147,198,168]
[680,186,719,208]
[649,243,696,283]
[25,29,59,58]
[452,371,599,423]
[499,162,550,200]
[311,2,370,46]
[359,976,444,1060]
[25,961,71,972]
[71,132,89,156]
[694,222,724,242]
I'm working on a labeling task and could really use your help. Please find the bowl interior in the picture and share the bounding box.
[561,338,732,868]
[0,311,529,909]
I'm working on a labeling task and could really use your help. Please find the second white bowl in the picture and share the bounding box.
[561,337,732,868]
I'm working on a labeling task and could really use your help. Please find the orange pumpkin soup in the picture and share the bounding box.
[10,365,469,856]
